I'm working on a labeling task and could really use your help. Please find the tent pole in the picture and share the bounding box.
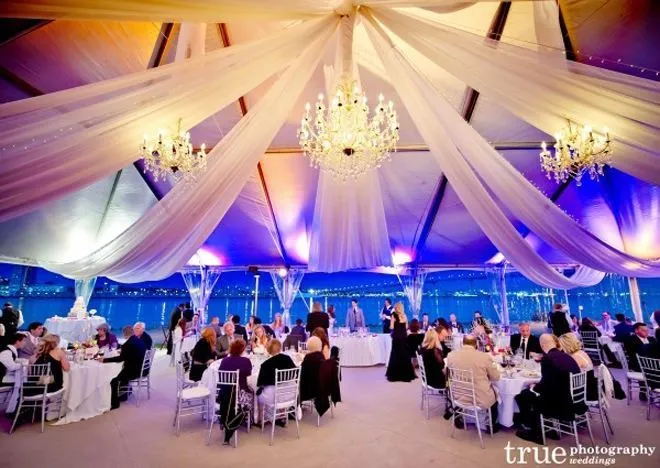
[627,277,643,322]
[253,273,260,318]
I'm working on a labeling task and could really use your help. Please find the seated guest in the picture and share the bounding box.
[306,302,330,334]
[640,328,660,360]
[0,333,27,386]
[103,326,147,409]
[446,335,500,431]
[569,315,580,333]
[256,339,296,424]
[33,334,70,393]
[420,328,446,390]
[613,313,634,343]
[290,319,306,341]
[134,322,152,349]
[0,324,5,348]
[253,317,275,338]
[579,317,602,337]
[436,323,452,357]
[510,323,542,360]
[515,334,586,444]
[246,315,257,335]
[448,314,464,334]
[558,333,598,402]
[18,322,44,359]
[626,323,656,372]
[209,316,223,338]
[300,336,325,403]
[312,327,331,359]
[216,322,236,358]
[251,325,269,354]
[407,319,424,358]
[271,313,289,338]
[420,313,431,332]
[232,315,248,342]
[95,323,119,351]
[472,311,490,332]
[599,311,617,337]
[218,339,253,411]
[0,303,23,337]
[189,327,217,382]
[548,303,571,337]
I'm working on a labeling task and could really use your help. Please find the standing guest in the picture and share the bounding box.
[0,333,27,386]
[271,313,289,338]
[103,327,147,409]
[327,305,336,332]
[0,303,24,337]
[448,314,464,334]
[557,333,598,401]
[216,322,236,358]
[510,323,542,360]
[134,322,152,349]
[345,299,366,332]
[386,302,416,382]
[18,322,44,359]
[447,335,500,431]
[548,303,572,337]
[95,323,119,351]
[599,312,617,337]
[209,316,223,338]
[33,334,69,393]
[189,327,217,382]
[420,328,447,390]
[569,315,580,333]
[251,325,269,354]
[167,303,185,355]
[232,315,249,342]
[306,302,329,334]
[613,313,634,343]
[420,313,431,332]
[171,318,188,359]
[312,327,331,359]
[407,319,424,358]
[256,339,296,425]
[515,334,585,444]
[380,298,394,334]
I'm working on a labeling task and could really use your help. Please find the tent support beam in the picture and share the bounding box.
[0,20,52,47]
[217,23,291,267]
[412,1,511,263]
[261,142,547,154]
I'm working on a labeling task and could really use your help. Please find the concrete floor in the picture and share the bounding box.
[1,352,659,468]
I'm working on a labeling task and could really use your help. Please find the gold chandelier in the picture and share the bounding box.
[540,121,612,185]
[140,118,207,183]
[297,77,400,181]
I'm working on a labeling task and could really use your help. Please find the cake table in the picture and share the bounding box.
[44,316,106,343]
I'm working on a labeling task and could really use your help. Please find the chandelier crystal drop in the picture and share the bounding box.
[140,118,207,183]
[297,77,400,181]
[540,120,612,185]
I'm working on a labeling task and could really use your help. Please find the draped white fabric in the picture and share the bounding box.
[362,12,652,289]
[181,266,221,325]
[398,267,427,318]
[0,18,332,222]
[270,270,306,328]
[175,23,207,62]
[368,8,660,185]
[488,267,508,325]
[627,277,643,323]
[36,16,339,282]
[74,277,97,307]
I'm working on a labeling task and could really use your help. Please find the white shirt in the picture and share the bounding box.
[640,337,649,345]
[28,332,39,347]
[0,345,22,383]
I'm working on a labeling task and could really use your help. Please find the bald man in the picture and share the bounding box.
[514,333,585,444]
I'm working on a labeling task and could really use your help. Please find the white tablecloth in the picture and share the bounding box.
[493,368,541,428]
[44,316,106,343]
[330,334,391,367]
[53,360,122,425]
[598,335,624,363]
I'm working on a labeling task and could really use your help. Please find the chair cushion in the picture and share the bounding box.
[627,372,645,381]
[180,386,211,400]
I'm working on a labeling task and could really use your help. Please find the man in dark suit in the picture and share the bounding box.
[625,323,656,372]
[613,313,634,343]
[380,298,394,334]
[134,322,152,349]
[448,314,464,334]
[216,322,236,358]
[306,302,329,333]
[231,315,248,342]
[510,323,542,360]
[515,334,586,444]
[103,327,147,409]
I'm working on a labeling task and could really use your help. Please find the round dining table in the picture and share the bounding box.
[330,334,391,367]
[493,364,541,427]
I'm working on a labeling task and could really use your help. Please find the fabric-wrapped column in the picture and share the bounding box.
[627,277,644,323]
[180,266,221,326]
[269,269,305,329]
[398,267,426,319]
[74,277,97,308]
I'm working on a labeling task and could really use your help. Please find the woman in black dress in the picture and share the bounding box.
[33,334,69,393]
[189,327,217,381]
[386,302,416,382]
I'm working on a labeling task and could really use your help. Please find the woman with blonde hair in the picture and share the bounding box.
[386,302,415,382]
[271,313,289,338]
[34,334,70,392]
[251,324,269,354]
[189,327,217,381]
[558,333,598,400]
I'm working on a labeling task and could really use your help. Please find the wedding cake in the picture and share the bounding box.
[68,296,88,319]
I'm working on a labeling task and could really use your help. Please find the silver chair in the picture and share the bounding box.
[447,367,493,449]
[261,367,301,445]
[172,359,210,435]
[637,356,660,420]
[10,364,65,434]
[586,365,614,444]
[416,353,446,420]
[0,385,12,410]
[579,331,604,364]
[540,371,594,447]
[119,347,156,407]
[620,347,645,405]
[206,370,240,447]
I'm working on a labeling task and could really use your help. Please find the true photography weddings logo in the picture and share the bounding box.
[504,442,656,466]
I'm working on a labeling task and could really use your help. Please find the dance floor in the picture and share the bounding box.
[2,352,659,468]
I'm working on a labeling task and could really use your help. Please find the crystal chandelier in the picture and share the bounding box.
[140,118,207,183]
[540,121,612,185]
[297,77,400,181]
